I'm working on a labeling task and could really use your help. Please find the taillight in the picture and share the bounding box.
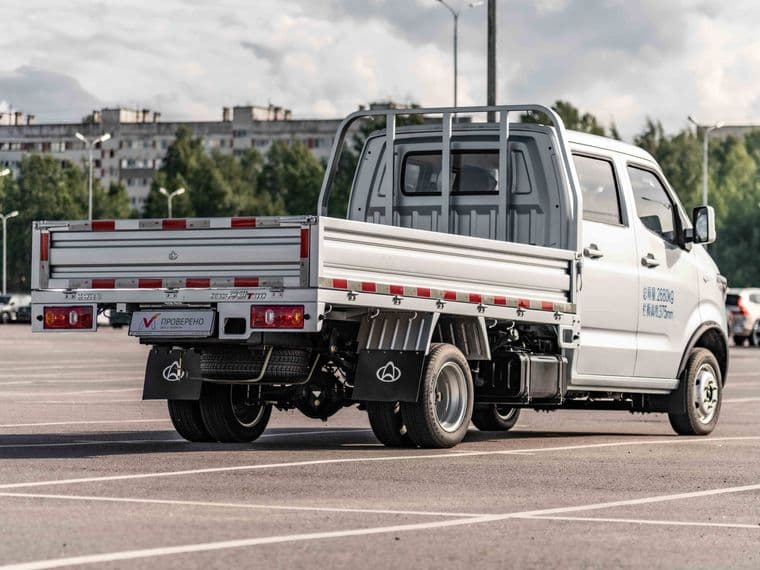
[251,305,304,329]
[737,298,750,317]
[43,306,94,329]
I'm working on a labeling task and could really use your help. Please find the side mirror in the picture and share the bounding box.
[691,205,716,245]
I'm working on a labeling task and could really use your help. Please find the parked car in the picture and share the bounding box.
[725,288,760,346]
[0,293,31,323]
[16,301,32,323]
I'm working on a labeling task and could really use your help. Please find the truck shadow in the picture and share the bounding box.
[0,427,669,460]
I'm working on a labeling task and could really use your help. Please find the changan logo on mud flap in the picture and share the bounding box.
[162,360,186,382]
[376,361,401,383]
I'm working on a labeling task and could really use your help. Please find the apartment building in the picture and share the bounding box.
[0,105,341,212]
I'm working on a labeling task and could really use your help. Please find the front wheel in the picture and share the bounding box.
[471,405,521,432]
[401,343,474,448]
[668,348,722,436]
[199,383,272,442]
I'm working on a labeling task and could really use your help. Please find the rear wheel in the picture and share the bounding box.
[733,335,747,347]
[471,405,521,432]
[367,401,414,447]
[167,399,214,442]
[401,343,473,448]
[668,348,722,436]
[199,383,272,442]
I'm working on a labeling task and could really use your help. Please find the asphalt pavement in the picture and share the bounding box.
[0,325,758,569]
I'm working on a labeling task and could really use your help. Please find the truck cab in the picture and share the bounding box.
[30,104,728,448]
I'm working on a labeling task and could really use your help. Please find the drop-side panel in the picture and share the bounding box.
[316,217,575,305]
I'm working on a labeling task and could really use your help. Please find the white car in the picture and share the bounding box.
[0,293,31,323]
[726,288,760,346]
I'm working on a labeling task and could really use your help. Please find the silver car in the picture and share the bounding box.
[726,288,760,346]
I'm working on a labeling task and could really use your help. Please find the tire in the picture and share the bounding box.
[167,398,214,442]
[199,383,272,443]
[750,321,760,347]
[668,348,722,436]
[200,346,310,381]
[0,313,9,324]
[471,405,521,431]
[733,335,747,347]
[367,401,414,447]
[401,343,474,448]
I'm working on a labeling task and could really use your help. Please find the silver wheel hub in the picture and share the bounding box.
[694,364,719,425]
[434,362,468,433]
[230,385,265,428]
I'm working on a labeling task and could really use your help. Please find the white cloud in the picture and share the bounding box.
[0,0,757,138]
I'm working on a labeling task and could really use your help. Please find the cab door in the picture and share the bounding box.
[574,153,639,377]
[627,165,699,378]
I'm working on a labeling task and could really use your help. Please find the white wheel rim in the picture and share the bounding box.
[230,386,265,428]
[693,364,719,425]
[434,362,468,433]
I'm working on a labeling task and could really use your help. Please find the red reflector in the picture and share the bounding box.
[251,305,305,329]
[333,279,348,289]
[43,306,93,330]
[92,220,115,231]
[389,285,404,295]
[300,228,310,258]
[444,291,457,301]
[186,278,210,288]
[162,219,186,230]
[417,287,431,297]
[40,233,49,262]
[361,282,376,293]
[231,217,256,228]
[541,301,554,311]
[469,293,482,304]
[494,296,507,306]
[518,299,530,309]
[138,279,163,288]
[91,278,115,289]
[234,277,260,287]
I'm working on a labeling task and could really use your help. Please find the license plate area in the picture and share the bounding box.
[129,310,216,338]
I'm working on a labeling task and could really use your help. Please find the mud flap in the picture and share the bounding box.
[352,349,425,402]
[142,346,203,400]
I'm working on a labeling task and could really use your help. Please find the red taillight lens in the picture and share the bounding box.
[737,298,750,317]
[43,306,94,329]
[251,305,304,329]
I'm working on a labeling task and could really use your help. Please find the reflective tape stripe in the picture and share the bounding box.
[319,277,575,314]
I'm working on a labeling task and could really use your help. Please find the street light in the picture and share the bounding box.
[159,187,186,218]
[1,210,18,295]
[688,116,724,206]
[436,0,483,108]
[75,132,111,221]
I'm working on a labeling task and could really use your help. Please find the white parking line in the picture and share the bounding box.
[724,397,760,403]
[0,436,757,491]
[0,492,487,518]
[3,481,759,570]
[0,419,169,428]
[520,515,760,530]
[0,388,141,397]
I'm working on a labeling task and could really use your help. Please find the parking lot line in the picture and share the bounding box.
[0,436,757,491]
[724,397,760,403]
[3,481,759,570]
[0,492,488,518]
[0,419,168,429]
[0,388,141,397]
[518,515,760,530]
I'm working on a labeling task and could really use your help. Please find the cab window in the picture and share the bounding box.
[628,166,678,244]
[573,154,622,225]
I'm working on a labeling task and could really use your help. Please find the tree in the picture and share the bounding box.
[520,100,612,137]
[257,140,324,215]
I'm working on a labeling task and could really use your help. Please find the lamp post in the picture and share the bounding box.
[75,132,111,221]
[1,210,18,295]
[688,117,724,206]
[436,0,483,108]
[159,187,186,218]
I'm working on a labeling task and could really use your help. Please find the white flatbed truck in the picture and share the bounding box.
[30,105,728,448]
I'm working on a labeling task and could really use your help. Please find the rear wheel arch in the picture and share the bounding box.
[678,322,728,385]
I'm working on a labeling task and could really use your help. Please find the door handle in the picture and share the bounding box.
[583,244,604,259]
[641,253,660,268]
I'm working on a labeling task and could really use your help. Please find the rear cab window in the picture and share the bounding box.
[573,154,623,225]
[401,151,499,196]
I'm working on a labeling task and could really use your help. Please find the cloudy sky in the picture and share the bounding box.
[1,0,758,138]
